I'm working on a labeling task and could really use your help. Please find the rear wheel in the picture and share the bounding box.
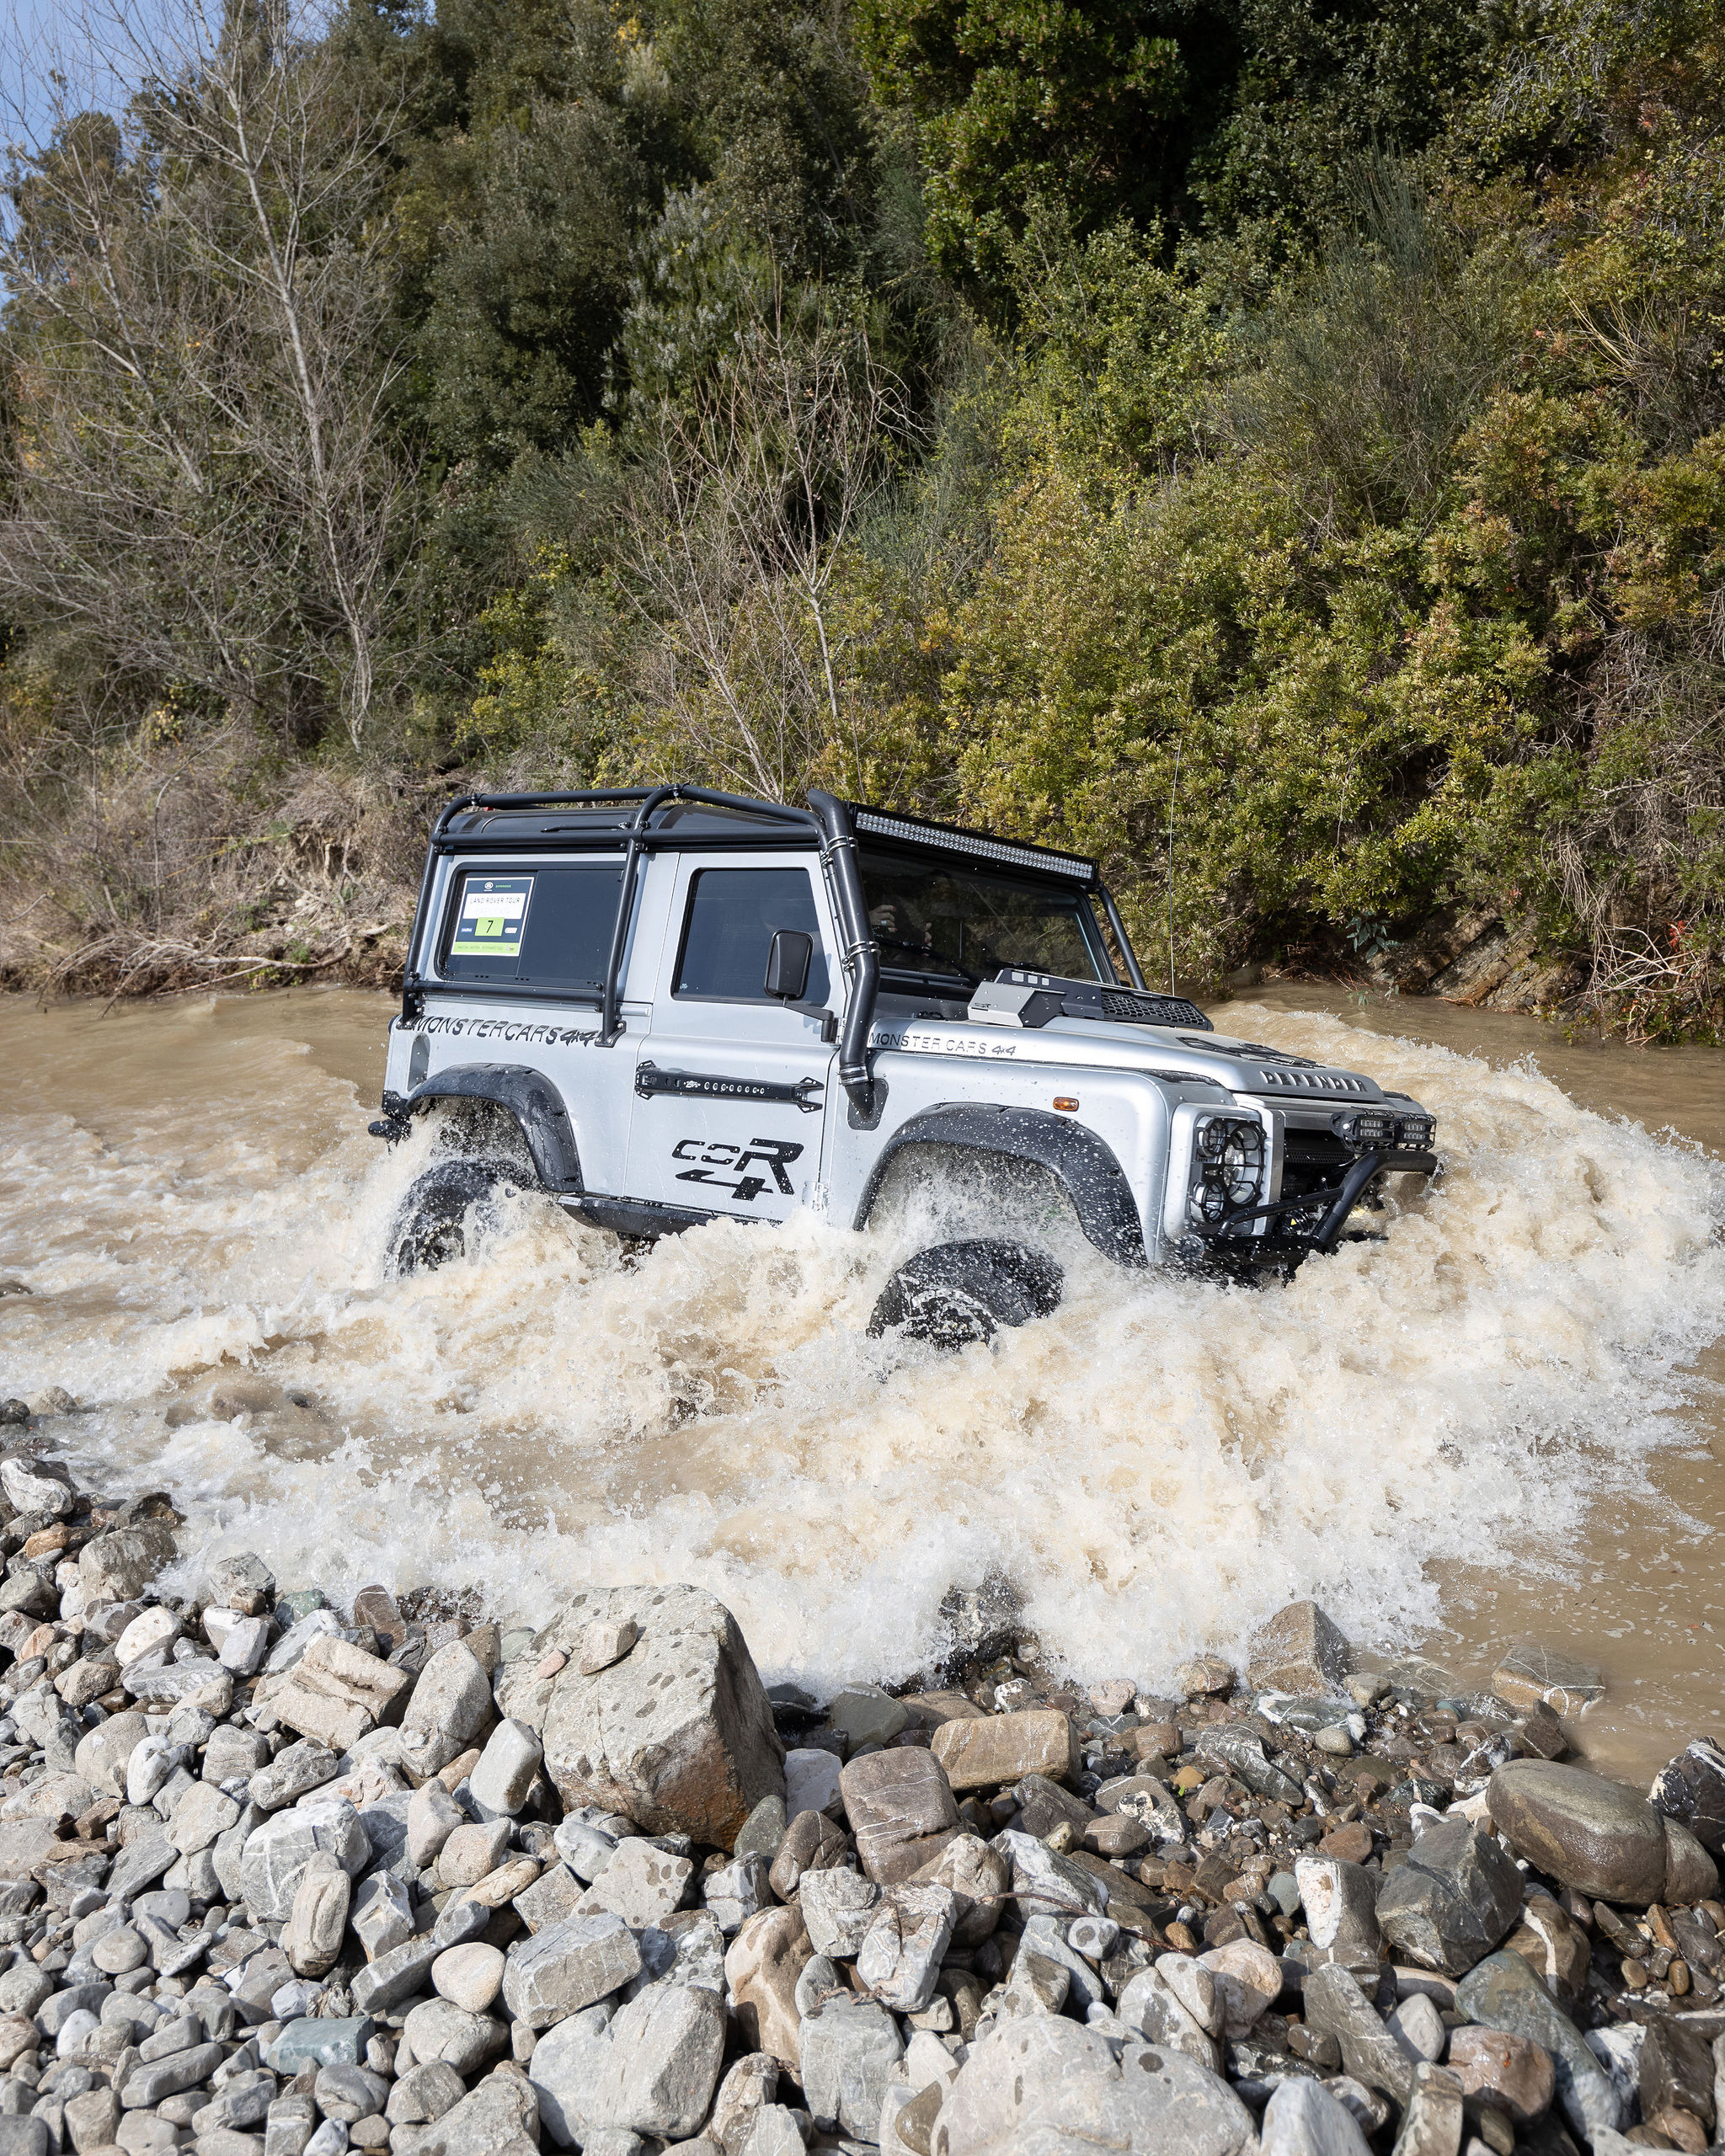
[868,1238,1065,1350]
[388,1160,531,1275]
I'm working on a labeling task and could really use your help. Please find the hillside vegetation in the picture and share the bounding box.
[3,0,1723,1035]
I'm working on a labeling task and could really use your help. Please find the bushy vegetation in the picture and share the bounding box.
[3,0,1723,1034]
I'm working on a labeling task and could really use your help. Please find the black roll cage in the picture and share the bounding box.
[402,785,1141,1118]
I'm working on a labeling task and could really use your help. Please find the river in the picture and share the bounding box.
[1,984,1722,1785]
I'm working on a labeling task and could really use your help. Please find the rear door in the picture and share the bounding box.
[626,856,836,1219]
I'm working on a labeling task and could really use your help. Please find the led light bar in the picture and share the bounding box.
[848,807,1096,883]
[1332,1107,1399,1148]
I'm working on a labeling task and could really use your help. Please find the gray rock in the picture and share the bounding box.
[1,1458,72,1518]
[798,1999,904,2140]
[855,1884,958,2013]
[0,2120,47,2156]
[205,1551,275,1615]
[579,1838,696,1931]
[73,1711,149,1799]
[119,2036,225,2105]
[937,2017,1257,2154]
[1651,1737,1725,1857]
[1116,1960,1223,2072]
[398,1642,494,1778]
[399,1997,508,2078]
[1248,1603,1350,1696]
[386,2061,467,2126]
[1295,1857,1381,1972]
[351,1871,414,1962]
[527,2004,615,2148]
[392,2065,537,2156]
[312,2063,390,2123]
[702,1851,770,1935]
[406,1781,466,1870]
[1260,2078,1373,2156]
[495,1586,783,1849]
[1300,1965,1414,2105]
[501,1911,643,2029]
[553,1806,628,1883]
[1385,1993,1446,2064]
[1454,1950,1621,2143]
[431,1893,494,1949]
[624,1908,727,2001]
[203,1726,271,1784]
[104,1833,179,1903]
[577,1982,727,2140]
[827,1684,907,1748]
[991,1829,1109,1920]
[1194,1726,1305,1806]
[468,1718,542,1817]
[240,1798,370,1921]
[263,2016,377,2073]
[191,2068,277,2132]
[841,1748,961,1886]
[350,1937,443,2015]
[263,1610,341,1677]
[799,1865,879,1958]
[1373,1818,1523,1976]
[248,1741,340,1814]
[1487,1759,1669,1906]
[219,1615,271,1675]
[734,1795,788,1864]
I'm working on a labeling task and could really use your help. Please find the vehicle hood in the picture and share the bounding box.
[871,1015,1391,1102]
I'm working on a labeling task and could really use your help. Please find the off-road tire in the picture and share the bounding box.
[388,1160,532,1275]
[868,1237,1065,1349]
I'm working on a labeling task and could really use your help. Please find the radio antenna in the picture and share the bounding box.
[1166,743,1180,995]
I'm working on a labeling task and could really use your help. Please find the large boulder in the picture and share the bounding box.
[1488,1759,1672,1906]
[1374,1818,1524,1975]
[937,2017,1257,2155]
[496,1586,782,1850]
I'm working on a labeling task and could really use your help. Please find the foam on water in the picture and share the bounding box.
[2,995,1721,1700]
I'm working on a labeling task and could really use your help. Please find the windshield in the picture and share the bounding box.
[859,850,1112,990]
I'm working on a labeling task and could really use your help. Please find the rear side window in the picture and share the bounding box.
[440,864,622,987]
[675,868,830,1004]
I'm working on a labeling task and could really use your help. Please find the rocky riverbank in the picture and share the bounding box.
[0,1421,1719,2154]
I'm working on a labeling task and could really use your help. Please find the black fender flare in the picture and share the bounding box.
[405,1064,582,1193]
[853,1102,1147,1267]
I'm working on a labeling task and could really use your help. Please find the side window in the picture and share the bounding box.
[440,864,622,986]
[675,868,830,1005]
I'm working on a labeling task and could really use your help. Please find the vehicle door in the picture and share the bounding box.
[626,856,836,1219]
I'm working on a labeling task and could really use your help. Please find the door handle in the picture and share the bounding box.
[634,1063,825,1112]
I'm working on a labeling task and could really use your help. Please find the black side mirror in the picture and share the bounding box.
[764,928,814,1001]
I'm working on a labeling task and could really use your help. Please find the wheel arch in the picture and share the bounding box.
[853,1102,1146,1267]
[405,1062,582,1193]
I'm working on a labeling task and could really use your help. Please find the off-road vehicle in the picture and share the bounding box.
[368,787,1439,1342]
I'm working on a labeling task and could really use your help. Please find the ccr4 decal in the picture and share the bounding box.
[672,1137,804,1203]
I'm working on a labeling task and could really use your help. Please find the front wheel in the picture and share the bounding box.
[868,1238,1064,1350]
[388,1160,531,1275]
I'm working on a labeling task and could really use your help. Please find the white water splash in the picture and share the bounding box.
[2,995,1721,1703]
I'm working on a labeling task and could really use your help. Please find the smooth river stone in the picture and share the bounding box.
[1487,1759,1669,1905]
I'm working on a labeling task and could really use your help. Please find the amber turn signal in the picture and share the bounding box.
[1053,1097,1079,1112]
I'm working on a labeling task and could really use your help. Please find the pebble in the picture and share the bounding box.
[0,1464,1711,2156]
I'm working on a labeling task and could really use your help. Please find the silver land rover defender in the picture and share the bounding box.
[369,787,1439,1340]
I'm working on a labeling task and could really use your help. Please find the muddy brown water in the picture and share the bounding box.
[1,982,1722,1787]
